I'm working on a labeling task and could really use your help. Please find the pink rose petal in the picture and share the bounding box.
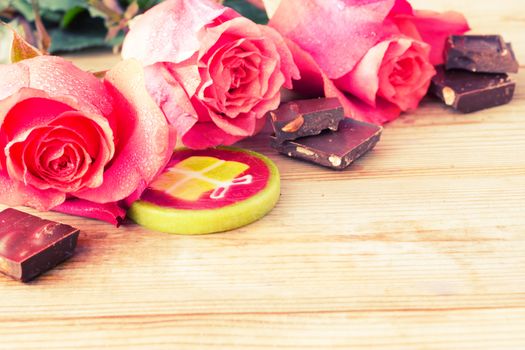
[0,171,65,210]
[336,40,392,106]
[182,116,266,150]
[74,59,174,203]
[53,198,126,227]
[394,10,470,65]
[0,63,29,101]
[258,25,300,89]
[122,0,227,65]
[144,63,199,138]
[269,0,403,79]
[20,56,112,117]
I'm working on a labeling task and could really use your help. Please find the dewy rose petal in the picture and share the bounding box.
[122,0,298,149]
[0,56,174,225]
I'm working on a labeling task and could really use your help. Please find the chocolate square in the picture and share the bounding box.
[271,118,382,170]
[430,65,515,113]
[0,208,79,282]
[445,35,519,74]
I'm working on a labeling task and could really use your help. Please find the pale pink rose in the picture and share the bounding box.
[0,56,174,225]
[122,0,299,149]
[267,0,468,124]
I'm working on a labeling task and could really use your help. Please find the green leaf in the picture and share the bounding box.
[61,6,85,28]
[224,0,268,24]
[49,27,108,52]
[9,0,34,21]
[0,0,10,11]
[134,0,162,9]
[37,0,85,12]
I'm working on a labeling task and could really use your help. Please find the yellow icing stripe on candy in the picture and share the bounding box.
[149,156,250,201]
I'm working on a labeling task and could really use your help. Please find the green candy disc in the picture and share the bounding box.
[128,147,280,234]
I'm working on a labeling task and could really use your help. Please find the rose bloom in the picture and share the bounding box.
[266,0,469,124]
[0,56,174,224]
[122,0,298,149]
[335,37,436,124]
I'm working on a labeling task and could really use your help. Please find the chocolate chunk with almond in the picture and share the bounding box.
[430,65,515,113]
[268,98,344,143]
[270,118,382,170]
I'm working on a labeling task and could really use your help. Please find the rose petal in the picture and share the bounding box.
[208,110,257,137]
[20,56,112,117]
[258,25,300,88]
[74,59,174,203]
[53,198,126,227]
[0,63,29,101]
[336,40,393,106]
[122,0,228,65]
[269,0,402,79]
[394,10,470,65]
[144,63,198,138]
[182,115,266,150]
[0,171,65,210]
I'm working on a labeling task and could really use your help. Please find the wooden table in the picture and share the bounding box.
[1,0,524,349]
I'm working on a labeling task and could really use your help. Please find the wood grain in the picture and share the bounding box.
[1,1,525,349]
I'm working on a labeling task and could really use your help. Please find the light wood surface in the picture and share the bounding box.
[1,1,524,349]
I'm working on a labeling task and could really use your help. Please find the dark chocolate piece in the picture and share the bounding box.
[270,118,382,170]
[269,98,345,143]
[0,208,79,282]
[445,35,519,74]
[430,65,515,113]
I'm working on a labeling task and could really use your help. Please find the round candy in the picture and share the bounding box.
[128,147,280,234]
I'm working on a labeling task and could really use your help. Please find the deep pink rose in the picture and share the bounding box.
[121,0,299,149]
[267,0,468,124]
[0,56,174,225]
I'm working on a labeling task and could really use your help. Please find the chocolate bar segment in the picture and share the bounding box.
[0,208,79,282]
[430,65,515,113]
[269,98,345,143]
[445,35,519,74]
[271,118,382,170]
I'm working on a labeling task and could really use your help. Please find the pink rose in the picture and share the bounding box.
[267,0,468,124]
[0,56,174,225]
[121,0,299,149]
[335,37,436,124]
